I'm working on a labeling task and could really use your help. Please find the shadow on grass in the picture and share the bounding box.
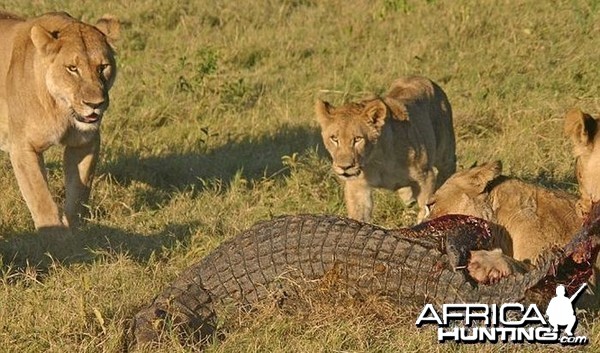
[0,222,195,272]
[100,124,324,191]
[0,125,326,273]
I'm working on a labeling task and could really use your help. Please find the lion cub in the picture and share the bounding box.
[316,76,456,222]
[426,161,580,283]
[0,12,119,234]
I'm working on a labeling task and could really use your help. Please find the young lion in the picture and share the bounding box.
[316,76,456,222]
[564,108,600,306]
[0,12,119,234]
[426,161,581,283]
[564,108,600,217]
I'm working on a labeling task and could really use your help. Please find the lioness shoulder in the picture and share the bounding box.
[315,75,456,223]
[0,11,119,234]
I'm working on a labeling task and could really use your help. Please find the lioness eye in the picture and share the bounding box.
[66,65,78,73]
[98,64,109,74]
[330,136,339,145]
[354,136,364,144]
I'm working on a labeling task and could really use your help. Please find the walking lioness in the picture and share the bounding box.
[0,12,119,234]
[316,76,456,222]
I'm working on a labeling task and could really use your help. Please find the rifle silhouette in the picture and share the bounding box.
[569,283,588,302]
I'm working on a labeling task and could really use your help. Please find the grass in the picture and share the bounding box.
[0,0,599,351]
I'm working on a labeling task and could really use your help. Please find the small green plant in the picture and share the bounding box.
[196,47,219,78]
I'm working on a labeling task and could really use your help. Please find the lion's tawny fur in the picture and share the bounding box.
[564,108,600,217]
[564,108,600,306]
[427,161,580,261]
[316,76,456,222]
[467,249,529,284]
[0,11,119,233]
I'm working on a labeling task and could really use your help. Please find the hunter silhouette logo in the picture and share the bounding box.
[546,284,586,336]
[415,283,589,345]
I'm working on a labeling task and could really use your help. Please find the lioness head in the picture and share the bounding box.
[29,12,119,130]
[315,98,387,179]
[565,108,600,213]
[426,161,502,220]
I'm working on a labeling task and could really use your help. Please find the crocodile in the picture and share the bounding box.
[131,207,600,347]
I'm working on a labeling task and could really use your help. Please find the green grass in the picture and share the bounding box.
[0,0,599,351]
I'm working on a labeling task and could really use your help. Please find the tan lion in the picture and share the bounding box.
[0,12,119,234]
[564,108,600,306]
[564,108,600,217]
[315,76,456,222]
[426,161,581,283]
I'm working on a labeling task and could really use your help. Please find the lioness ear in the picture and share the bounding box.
[315,99,334,127]
[95,15,121,45]
[30,25,59,54]
[470,161,502,194]
[564,108,598,152]
[364,99,387,131]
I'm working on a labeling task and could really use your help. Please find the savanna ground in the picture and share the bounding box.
[0,0,599,352]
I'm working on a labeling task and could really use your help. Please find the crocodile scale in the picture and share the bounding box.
[132,213,568,345]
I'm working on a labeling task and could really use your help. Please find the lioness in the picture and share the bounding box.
[0,12,119,233]
[426,161,580,282]
[564,108,600,216]
[316,76,456,222]
[565,108,600,306]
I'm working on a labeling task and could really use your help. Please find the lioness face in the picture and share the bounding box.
[315,99,386,179]
[426,162,501,220]
[565,109,600,210]
[31,21,117,131]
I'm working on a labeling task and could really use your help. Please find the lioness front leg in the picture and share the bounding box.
[344,178,372,222]
[10,147,64,230]
[64,136,100,228]
[414,169,436,222]
[396,187,415,206]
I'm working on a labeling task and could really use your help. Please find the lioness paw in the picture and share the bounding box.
[468,249,512,284]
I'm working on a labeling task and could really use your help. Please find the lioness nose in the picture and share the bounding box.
[336,162,353,171]
[83,98,105,109]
